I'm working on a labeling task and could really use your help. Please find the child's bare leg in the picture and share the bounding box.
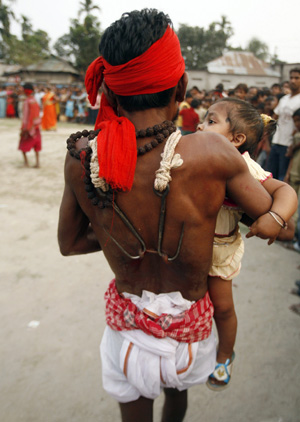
[33,151,40,168]
[119,396,153,422]
[161,388,187,422]
[22,152,29,167]
[208,276,237,363]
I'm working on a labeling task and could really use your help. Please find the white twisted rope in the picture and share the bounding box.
[89,137,110,192]
[154,129,183,192]
[89,128,183,193]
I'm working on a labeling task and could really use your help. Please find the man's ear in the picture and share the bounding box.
[176,72,188,102]
[232,132,247,148]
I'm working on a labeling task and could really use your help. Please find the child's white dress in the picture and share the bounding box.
[209,152,272,280]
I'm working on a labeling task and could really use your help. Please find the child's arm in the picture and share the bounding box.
[246,178,298,244]
[276,217,295,241]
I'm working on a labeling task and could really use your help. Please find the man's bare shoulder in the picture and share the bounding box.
[177,131,244,175]
[64,136,89,182]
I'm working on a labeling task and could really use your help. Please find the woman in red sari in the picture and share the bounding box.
[6,94,16,117]
[19,83,42,167]
[41,86,57,130]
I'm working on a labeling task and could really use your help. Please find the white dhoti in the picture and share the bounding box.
[100,290,216,403]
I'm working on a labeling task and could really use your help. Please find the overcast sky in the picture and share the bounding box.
[10,0,300,64]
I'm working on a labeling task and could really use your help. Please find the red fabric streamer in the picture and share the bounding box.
[97,117,137,190]
[104,280,214,343]
[85,57,105,107]
[84,26,185,192]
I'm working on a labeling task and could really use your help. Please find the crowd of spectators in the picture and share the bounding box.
[0,84,101,126]
[1,76,299,311]
[0,79,294,130]
[176,74,300,263]
[176,79,295,169]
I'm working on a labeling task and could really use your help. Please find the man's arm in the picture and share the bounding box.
[58,154,102,256]
[226,148,297,243]
[225,152,273,220]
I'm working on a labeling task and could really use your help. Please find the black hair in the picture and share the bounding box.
[215,83,224,91]
[265,95,275,103]
[290,68,300,75]
[190,99,200,108]
[257,90,267,98]
[185,91,193,99]
[216,98,265,155]
[23,82,34,91]
[293,108,300,118]
[235,83,248,93]
[271,83,281,89]
[99,9,176,112]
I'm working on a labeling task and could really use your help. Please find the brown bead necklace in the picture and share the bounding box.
[66,120,176,160]
[66,120,177,208]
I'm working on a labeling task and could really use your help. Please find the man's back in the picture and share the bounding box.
[60,129,271,302]
[57,10,277,418]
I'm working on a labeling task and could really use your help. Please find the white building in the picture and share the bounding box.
[187,51,281,91]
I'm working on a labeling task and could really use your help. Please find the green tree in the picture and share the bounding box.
[246,37,269,61]
[177,16,234,69]
[54,1,101,74]
[0,1,50,65]
[0,0,15,58]
[6,15,50,65]
[78,0,100,16]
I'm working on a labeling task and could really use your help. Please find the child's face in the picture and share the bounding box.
[293,115,300,132]
[199,103,233,141]
[234,89,247,100]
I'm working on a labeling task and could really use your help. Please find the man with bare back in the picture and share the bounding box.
[58,9,280,422]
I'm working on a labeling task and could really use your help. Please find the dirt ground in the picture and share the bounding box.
[1,118,300,422]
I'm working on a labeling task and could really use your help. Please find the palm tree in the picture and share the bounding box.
[78,0,100,17]
[0,0,15,39]
[20,15,32,39]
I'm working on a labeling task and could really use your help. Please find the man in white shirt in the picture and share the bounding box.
[267,68,300,180]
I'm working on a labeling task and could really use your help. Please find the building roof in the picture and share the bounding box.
[206,51,280,77]
[0,62,22,76]
[25,55,79,74]
[4,55,79,76]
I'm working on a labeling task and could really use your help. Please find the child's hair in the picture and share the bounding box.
[215,98,276,155]
[293,108,300,118]
[190,99,200,108]
[260,114,277,141]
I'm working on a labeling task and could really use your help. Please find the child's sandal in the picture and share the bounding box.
[206,352,235,391]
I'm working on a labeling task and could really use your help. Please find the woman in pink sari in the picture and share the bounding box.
[19,83,42,168]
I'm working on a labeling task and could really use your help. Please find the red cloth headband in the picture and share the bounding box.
[85,26,185,105]
[84,26,185,192]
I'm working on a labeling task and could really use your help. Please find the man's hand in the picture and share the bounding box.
[21,129,29,139]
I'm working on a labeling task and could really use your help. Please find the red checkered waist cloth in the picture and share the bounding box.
[104,279,214,343]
